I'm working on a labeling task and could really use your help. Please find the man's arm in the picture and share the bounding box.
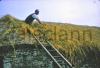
[36,18,42,24]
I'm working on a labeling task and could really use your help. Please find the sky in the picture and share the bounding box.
[0,0,100,27]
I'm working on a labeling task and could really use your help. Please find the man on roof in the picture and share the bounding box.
[25,9,41,24]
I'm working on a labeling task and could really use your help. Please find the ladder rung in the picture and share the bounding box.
[57,60,64,62]
[54,56,61,58]
[54,57,63,60]
[50,53,59,56]
[60,63,66,65]
[45,45,53,49]
[48,49,55,51]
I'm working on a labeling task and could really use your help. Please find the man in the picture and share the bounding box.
[25,9,41,24]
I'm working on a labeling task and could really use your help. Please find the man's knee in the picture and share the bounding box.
[25,20,33,24]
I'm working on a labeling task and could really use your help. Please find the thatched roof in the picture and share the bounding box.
[0,15,37,46]
[0,15,100,67]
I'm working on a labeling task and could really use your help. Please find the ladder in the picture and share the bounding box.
[34,36,73,68]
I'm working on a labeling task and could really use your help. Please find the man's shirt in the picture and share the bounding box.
[25,13,39,24]
[32,13,39,19]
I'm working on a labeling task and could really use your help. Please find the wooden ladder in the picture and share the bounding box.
[34,36,73,68]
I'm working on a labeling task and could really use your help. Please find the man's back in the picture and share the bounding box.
[25,13,34,24]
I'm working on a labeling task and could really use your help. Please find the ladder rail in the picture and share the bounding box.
[34,36,62,68]
[47,41,73,68]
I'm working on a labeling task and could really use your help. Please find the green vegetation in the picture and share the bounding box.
[0,15,100,68]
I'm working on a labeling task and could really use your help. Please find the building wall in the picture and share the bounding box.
[0,44,54,68]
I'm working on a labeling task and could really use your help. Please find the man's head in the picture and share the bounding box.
[35,9,39,15]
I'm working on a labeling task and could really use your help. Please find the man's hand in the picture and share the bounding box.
[36,18,42,24]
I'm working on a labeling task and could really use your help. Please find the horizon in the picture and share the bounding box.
[0,0,100,27]
[1,14,100,28]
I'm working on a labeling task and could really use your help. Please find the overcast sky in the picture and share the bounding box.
[0,0,100,27]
